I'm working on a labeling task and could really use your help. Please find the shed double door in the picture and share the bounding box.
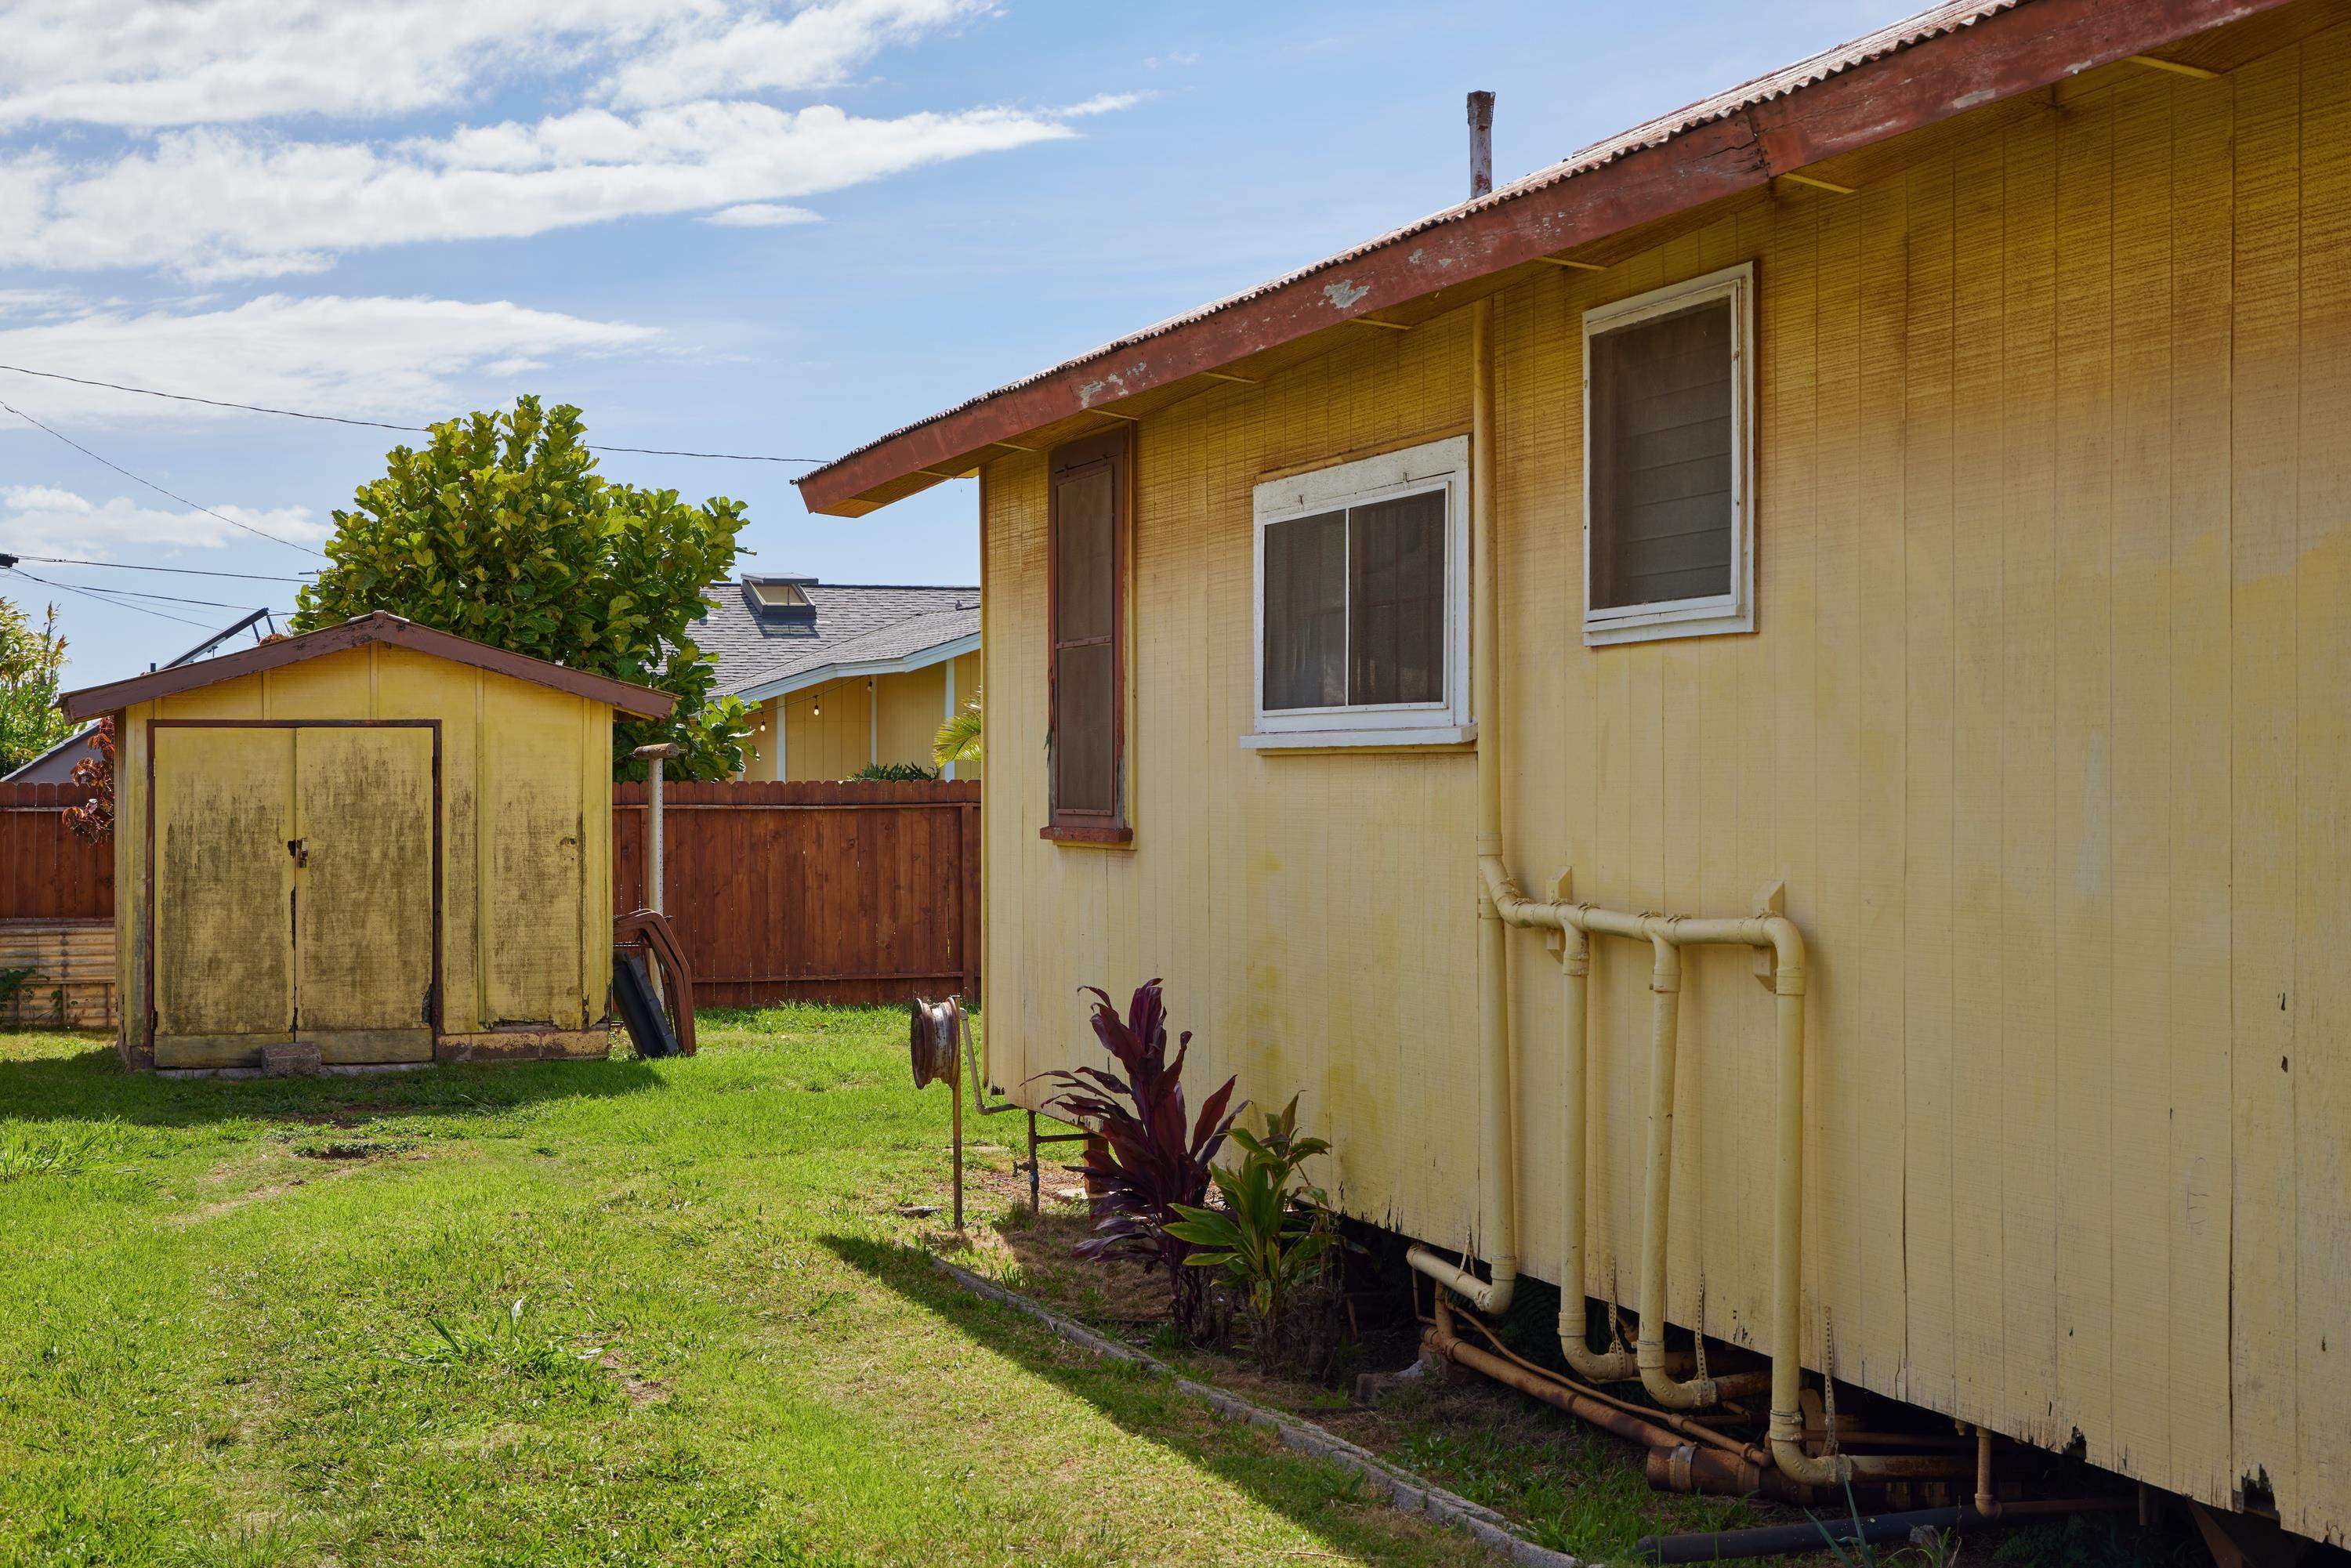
[150,722,437,1068]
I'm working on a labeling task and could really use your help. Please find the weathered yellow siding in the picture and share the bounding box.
[115,642,616,1063]
[982,40,2351,1544]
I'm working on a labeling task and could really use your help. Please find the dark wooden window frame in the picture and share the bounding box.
[1041,428,1132,846]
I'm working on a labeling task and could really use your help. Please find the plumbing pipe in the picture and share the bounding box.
[1444,1301,1769,1468]
[1407,292,1517,1316]
[1974,1422,2000,1519]
[1632,932,1720,1410]
[1552,906,1641,1382]
[1425,1304,1686,1458]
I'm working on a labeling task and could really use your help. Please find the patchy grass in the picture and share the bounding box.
[0,1012,1502,1568]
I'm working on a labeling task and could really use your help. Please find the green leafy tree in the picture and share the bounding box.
[292,397,750,779]
[0,596,75,775]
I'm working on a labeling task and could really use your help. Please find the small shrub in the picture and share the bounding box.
[1034,980,1240,1340]
[843,761,939,782]
[1167,1094,1346,1375]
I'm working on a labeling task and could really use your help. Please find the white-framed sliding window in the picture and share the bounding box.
[1582,262,1755,646]
[1244,435,1473,751]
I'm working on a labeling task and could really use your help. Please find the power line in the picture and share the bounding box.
[2,554,313,582]
[0,397,328,558]
[5,565,222,629]
[0,362,830,465]
[17,574,276,612]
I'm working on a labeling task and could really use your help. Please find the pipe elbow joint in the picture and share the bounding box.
[1766,1411,1853,1487]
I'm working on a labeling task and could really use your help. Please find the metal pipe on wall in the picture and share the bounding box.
[1405,292,1520,1317]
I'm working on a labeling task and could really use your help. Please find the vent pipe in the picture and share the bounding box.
[1468,91,1494,197]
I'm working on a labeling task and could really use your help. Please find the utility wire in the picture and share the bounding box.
[0,362,829,465]
[2,554,312,582]
[13,574,277,612]
[0,397,328,557]
[5,565,222,629]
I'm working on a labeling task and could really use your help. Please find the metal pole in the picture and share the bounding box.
[631,742,680,914]
[951,1019,965,1230]
[1467,90,1495,197]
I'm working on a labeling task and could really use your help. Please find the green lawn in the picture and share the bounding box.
[0,1009,1496,1568]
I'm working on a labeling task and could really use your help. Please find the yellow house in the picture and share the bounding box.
[59,612,675,1072]
[699,574,980,781]
[799,0,2351,1550]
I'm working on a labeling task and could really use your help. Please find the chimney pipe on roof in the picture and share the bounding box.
[1467,91,1494,197]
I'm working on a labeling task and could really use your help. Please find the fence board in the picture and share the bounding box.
[614,779,981,1008]
[0,783,111,921]
[5,778,980,1011]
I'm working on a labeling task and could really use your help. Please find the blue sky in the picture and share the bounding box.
[0,0,1890,687]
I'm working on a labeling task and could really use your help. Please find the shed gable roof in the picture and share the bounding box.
[59,612,678,722]
[795,0,2294,516]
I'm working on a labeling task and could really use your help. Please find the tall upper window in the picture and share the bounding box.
[1248,436,1472,749]
[1045,429,1130,842]
[1583,262,1755,645]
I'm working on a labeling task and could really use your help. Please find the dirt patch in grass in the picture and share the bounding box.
[596,1351,668,1407]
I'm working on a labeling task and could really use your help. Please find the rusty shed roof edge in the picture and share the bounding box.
[60,611,679,722]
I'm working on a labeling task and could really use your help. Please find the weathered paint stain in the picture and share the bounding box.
[1322,279,1371,310]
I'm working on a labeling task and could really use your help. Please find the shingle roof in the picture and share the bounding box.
[697,581,979,699]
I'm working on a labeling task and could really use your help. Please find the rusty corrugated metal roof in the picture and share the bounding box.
[799,0,2021,490]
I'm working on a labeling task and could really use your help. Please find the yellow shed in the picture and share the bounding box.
[59,613,675,1071]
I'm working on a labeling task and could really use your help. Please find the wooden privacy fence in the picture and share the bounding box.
[0,783,110,921]
[615,779,981,1008]
[2,778,980,1012]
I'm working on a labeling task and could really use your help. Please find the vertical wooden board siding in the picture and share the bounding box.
[290,725,435,1040]
[782,676,877,781]
[149,725,295,1056]
[259,647,371,719]
[2106,70,2179,1487]
[2230,41,2302,1517]
[375,648,480,1031]
[877,664,947,770]
[480,679,588,1027]
[974,58,2351,1541]
[1900,148,1959,1417]
[2295,24,2351,1536]
[1855,175,1910,1395]
[2166,69,2238,1514]
[2051,85,2117,1462]
[114,706,152,1048]
[1809,186,1864,1377]
[1998,108,2062,1448]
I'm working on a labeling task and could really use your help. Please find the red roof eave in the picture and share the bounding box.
[799,0,2284,517]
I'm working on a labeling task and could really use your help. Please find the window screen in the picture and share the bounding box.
[1262,488,1446,712]
[1588,297,1735,610]
[1049,433,1125,831]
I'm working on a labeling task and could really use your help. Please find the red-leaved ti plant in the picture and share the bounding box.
[1034,980,1241,1338]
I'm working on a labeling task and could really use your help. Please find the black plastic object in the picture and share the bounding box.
[614,949,680,1059]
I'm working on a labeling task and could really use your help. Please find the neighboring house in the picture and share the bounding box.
[798,0,2351,1552]
[3,610,273,783]
[698,574,980,780]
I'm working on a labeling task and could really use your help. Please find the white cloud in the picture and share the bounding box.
[0,100,1089,277]
[2,483,327,555]
[0,293,659,425]
[1060,92,1146,118]
[604,0,991,110]
[704,202,822,227]
[0,0,1001,129]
